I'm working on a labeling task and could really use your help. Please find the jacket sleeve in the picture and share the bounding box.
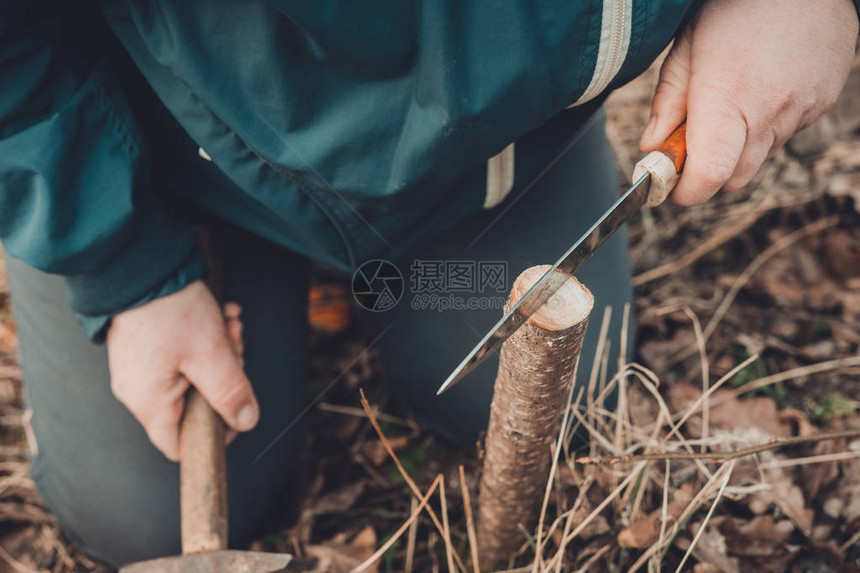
[0,1,206,341]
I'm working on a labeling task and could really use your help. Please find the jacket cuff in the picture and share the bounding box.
[66,215,207,342]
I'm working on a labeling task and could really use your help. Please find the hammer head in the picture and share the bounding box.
[120,549,292,573]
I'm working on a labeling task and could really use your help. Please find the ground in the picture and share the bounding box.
[0,55,859,572]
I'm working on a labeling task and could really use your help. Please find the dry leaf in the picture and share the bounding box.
[751,471,813,538]
[824,229,860,280]
[778,409,817,438]
[836,446,860,525]
[667,382,789,439]
[694,564,723,573]
[304,526,378,573]
[638,328,696,371]
[842,291,860,321]
[798,437,846,499]
[720,515,794,559]
[826,172,860,213]
[689,520,740,573]
[308,481,366,517]
[564,507,610,542]
[618,483,693,548]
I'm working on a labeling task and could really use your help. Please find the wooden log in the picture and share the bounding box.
[477,265,594,565]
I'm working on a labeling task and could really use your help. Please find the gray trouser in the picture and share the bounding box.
[6,109,631,567]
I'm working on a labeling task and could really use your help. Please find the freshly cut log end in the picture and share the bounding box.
[477,265,593,566]
[511,265,594,331]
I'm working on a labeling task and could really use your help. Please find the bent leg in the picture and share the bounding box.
[370,109,633,444]
[6,223,309,567]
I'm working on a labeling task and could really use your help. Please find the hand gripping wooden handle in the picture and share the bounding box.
[632,122,687,207]
[180,229,228,554]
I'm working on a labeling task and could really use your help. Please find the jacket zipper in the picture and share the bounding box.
[573,0,633,105]
[484,143,516,209]
[485,0,633,209]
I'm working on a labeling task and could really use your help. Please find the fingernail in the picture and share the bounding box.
[237,403,258,431]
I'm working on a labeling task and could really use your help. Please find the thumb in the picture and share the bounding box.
[181,334,259,432]
[640,31,692,152]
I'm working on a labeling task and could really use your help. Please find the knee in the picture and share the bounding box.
[30,455,180,567]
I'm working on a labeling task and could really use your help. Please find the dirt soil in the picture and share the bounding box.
[0,56,858,572]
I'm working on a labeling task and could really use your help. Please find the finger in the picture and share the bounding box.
[723,131,774,191]
[225,316,244,360]
[670,80,747,206]
[640,31,692,152]
[223,302,244,361]
[180,335,259,432]
[112,377,189,461]
[141,405,185,462]
[226,428,238,446]
[223,302,242,321]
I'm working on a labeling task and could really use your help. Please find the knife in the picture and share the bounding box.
[436,122,687,395]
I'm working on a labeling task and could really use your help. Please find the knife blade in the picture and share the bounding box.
[436,122,687,395]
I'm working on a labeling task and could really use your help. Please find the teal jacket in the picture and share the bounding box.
[0,0,769,338]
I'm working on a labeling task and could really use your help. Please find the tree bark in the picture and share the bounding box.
[477,265,594,566]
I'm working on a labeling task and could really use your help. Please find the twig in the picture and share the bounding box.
[622,367,714,480]
[458,466,480,573]
[761,450,860,469]
[666,353,761,437]
[0,541,38,573]
[731,355,860,397]
[613,306,632,516]
[840,528,860,553]
[628,462,734,573]
[404,497,418,573]
[351,475,442,573]
[674,461,735,573]
[576,427,860,465]
[318,402,418,430]
[573,544,610,573]
[534,384,581,571]
[584,308,612,452]
[652,460,671,573]
[678,306,709,447]
[551,475,594,572]
[542,461,649,571]
[359,390,469,573]
[440,477,456,573]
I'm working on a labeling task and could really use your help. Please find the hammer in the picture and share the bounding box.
[121,230,292,573]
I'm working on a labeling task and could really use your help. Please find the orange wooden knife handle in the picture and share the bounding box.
[657,121,687,174]
[633,121,688,206]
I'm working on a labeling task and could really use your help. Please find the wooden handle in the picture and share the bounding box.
[657,121,687,174]
[180,388,228,553]
[180,228,228,554]
[633,121,688,207]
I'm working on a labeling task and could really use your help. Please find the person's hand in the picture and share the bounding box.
[106,280,257,461]
[640,0,858,205]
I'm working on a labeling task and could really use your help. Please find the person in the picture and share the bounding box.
[0,0,856,566]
